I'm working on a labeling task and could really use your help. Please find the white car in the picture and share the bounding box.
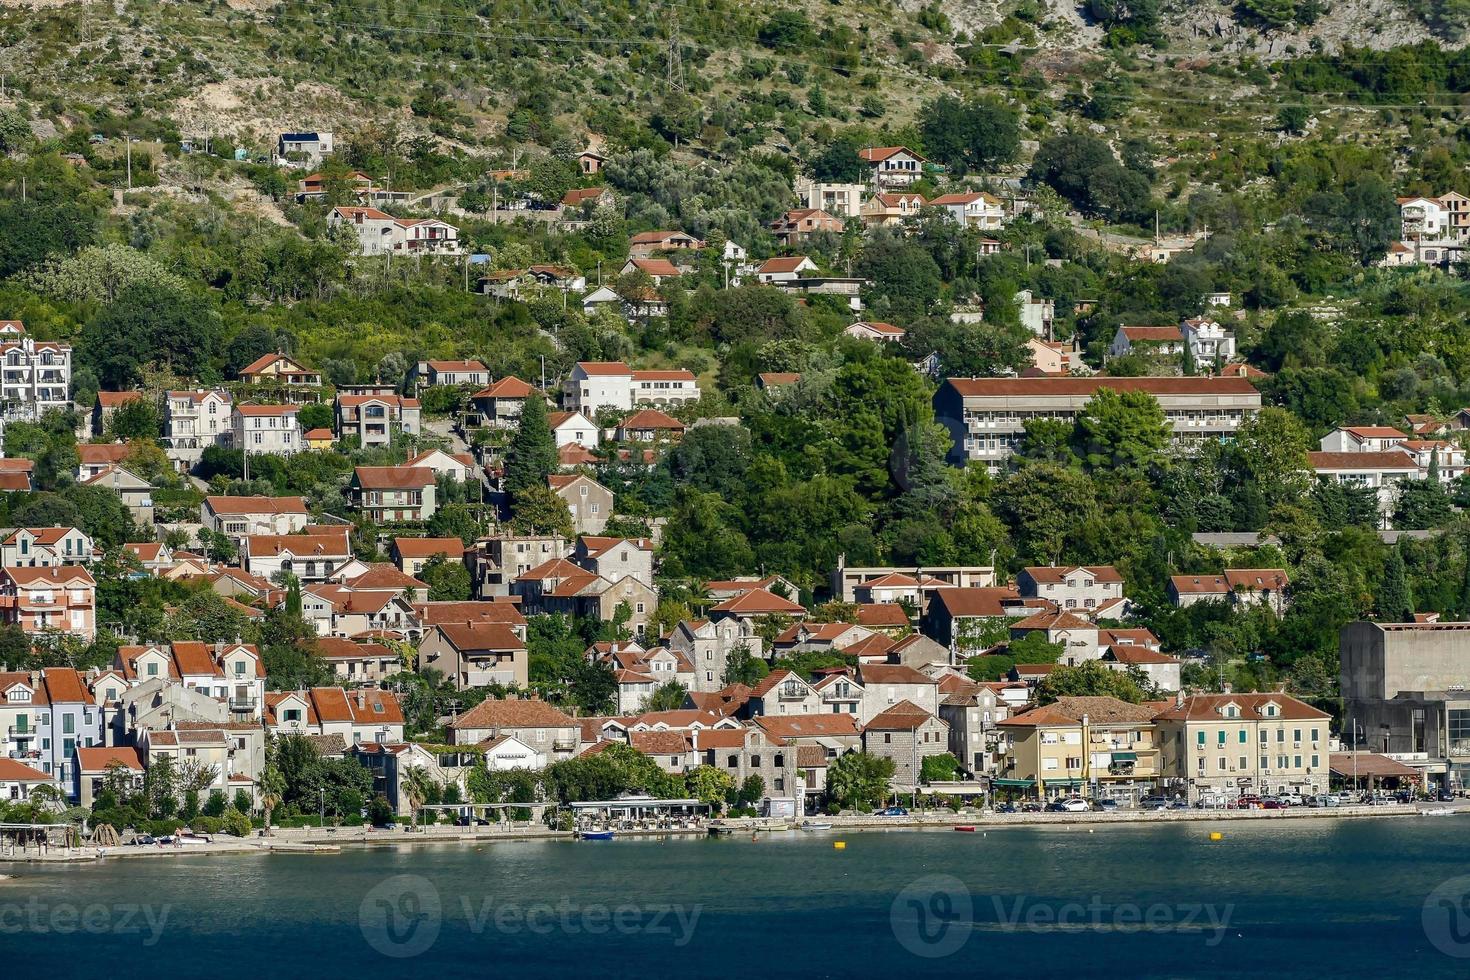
[1056,797,1090,813]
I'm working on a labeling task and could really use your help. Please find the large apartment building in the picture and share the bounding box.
[935,376,1262,467]
[0,330,72,420]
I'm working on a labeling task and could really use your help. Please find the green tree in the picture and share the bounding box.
[920,753,959,784]
[1072,388,1170,471]
[919,97,1020,174]
[826,751,896,809]
[106,398,162,441]
[503,396,557,500]
[640,680,689,712]
[1035,661,1150,704]
[427,503,481,545]
[82,282,222,389]
[722,644,769,686]
[420,555,472,601]
[1377,545,1413,623]
[1234,407,1312,511]
[685,765,735,810]
[510,484,575,537]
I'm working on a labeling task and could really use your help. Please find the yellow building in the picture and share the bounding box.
[995,696,1162,803]
[1153,692,1330,803]
[303,427,335,451]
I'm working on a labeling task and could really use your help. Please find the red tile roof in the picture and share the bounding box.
[450,698,576,730]
[353,466,435,490]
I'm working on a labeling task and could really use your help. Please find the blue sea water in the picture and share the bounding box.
[5,817,1470,977]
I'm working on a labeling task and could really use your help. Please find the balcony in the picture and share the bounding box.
[553,740,576,753]
[778,685,807,700]
[7,726,35,739]
[228,697,258,712]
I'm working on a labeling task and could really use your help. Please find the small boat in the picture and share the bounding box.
[708,825,737,837]
[953,826,977,833]
[801,821,833,831]
[579,830,615,841]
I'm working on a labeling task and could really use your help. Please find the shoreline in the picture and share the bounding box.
[1,802,1464,866]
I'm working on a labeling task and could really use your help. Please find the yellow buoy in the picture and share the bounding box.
[1209,832,1223,841]
[834,841,846,850]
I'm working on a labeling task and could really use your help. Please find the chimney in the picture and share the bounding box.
[1221,682,1232,695]
[357,690,366,710]
[1174,690,1185,709]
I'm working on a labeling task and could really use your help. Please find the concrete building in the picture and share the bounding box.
[1341,620,1470,789]
[163,389,234,468]
[0,566,96,640]
[418,622,529,690]
[935,376,1262,468]
[548,474,613,535]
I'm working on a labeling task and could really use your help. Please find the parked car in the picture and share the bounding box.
[1436,788,1455,802]
[1094,799,1119,812]
[1277,792,1305,807]
[995,802,1018,814]
[1055,797,1090,813]
[1261,798,1288,810]
[1229,795,1263,810]
[877,806,909,817]
[1308,794,1339,808]
[1139,796,1170,811]
[1020,801,1044,813]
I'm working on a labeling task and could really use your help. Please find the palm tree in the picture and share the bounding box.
[258,763,286,836]
[404,766,434,830]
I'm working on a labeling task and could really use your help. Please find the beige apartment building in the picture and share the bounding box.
[1154,692,1330,802]
[935,377,1262,468]
[996,696,1161,802]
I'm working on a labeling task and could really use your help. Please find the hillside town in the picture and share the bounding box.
[5,68,1470,838]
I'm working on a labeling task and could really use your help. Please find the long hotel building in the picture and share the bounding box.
[935,376,1262,467]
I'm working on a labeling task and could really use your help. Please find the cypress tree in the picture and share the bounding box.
[503,394,558,499]
[1378,545,1414,623]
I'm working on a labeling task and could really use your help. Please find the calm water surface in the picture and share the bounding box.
[5,817,1470,977]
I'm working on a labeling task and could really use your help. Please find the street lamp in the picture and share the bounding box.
[319,787,326,828]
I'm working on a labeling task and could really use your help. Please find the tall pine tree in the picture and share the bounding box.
[1378,545,1414,623]
[503,394,557,500]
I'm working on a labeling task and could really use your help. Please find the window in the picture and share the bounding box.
[1311,755,1319,768]
[1239,731,1247,743]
